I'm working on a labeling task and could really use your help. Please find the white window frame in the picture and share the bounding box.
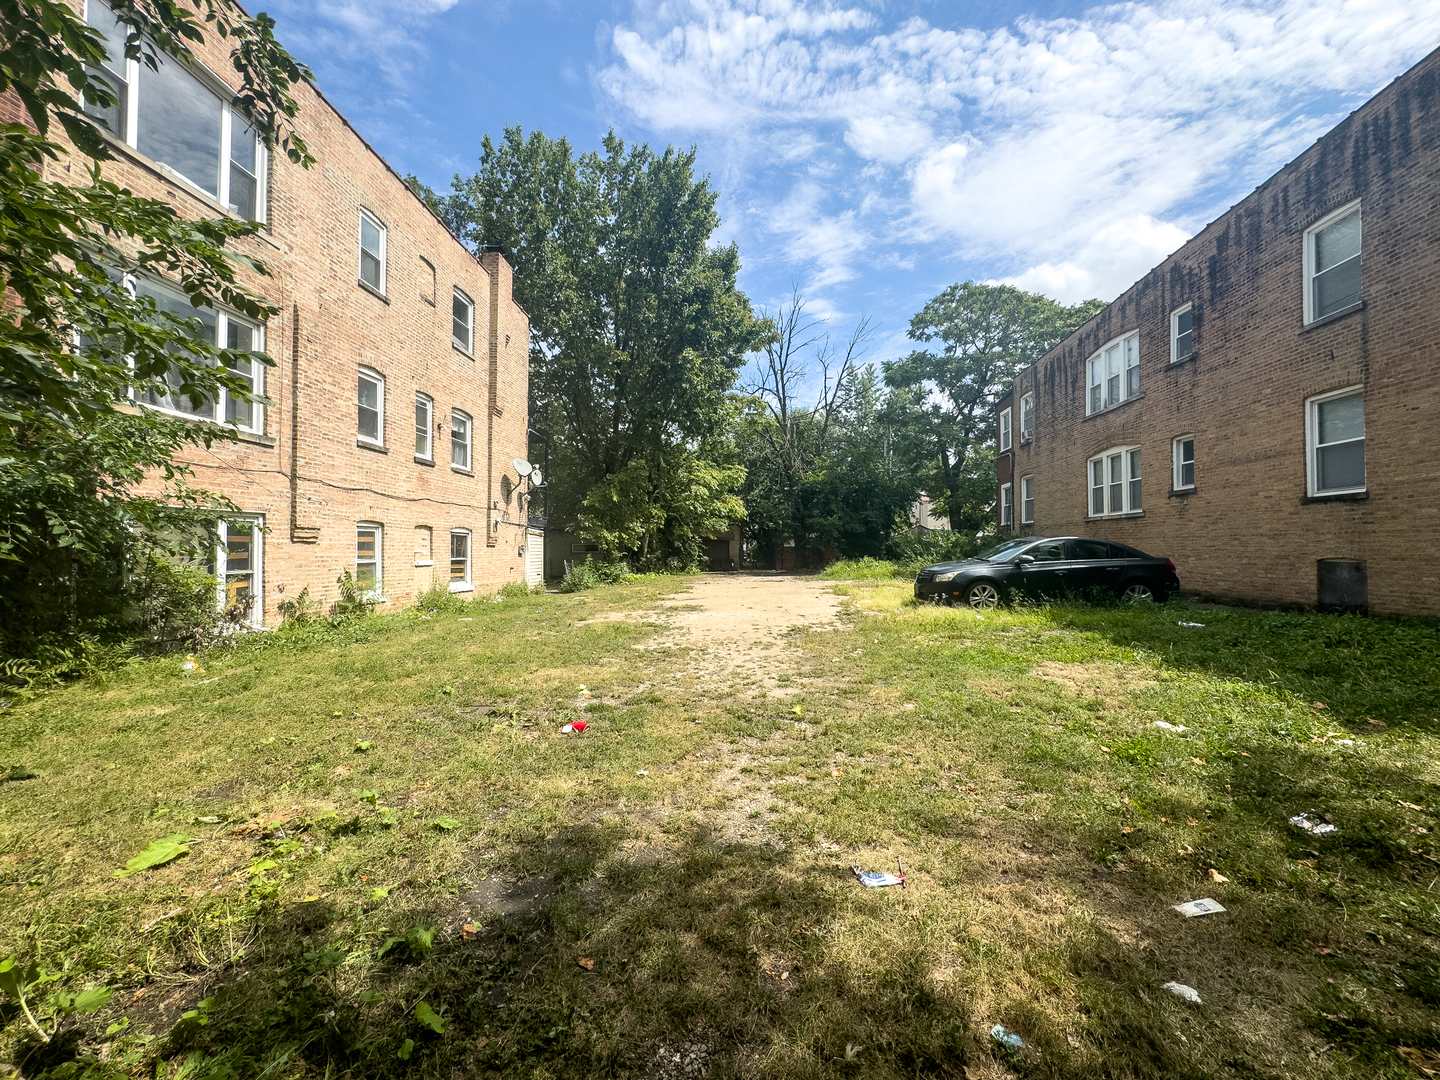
[999,482,1013,526]
[1170,303,1193,362]
[998,407,1012,452]
[451,408,472,471]
[414,393,433,460]
[1303,200,1361,325]
[356,522,383,600]
[1020,393,1035,441]
[358,367,385,446]
[83,1,267,221]
[358,208,386,294]
[1088,445,1143,517]
[1086,331,1140,415]
[216,514,263,628]
[1306,386,1366,497]
[452,288,474,353]
[1019,476,1034,524]
[449,529,472,592]
[1172,435,1195,491]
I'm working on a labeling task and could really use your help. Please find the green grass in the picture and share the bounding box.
[2,578,1439,1079]
[813,557,905,581]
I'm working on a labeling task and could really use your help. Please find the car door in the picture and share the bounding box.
[1014,539,1069,598]
[1066,539,1123,598]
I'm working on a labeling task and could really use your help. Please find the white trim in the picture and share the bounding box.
[451,408,472,470]
[358,208,387,293]
[1086,331,1140,415]
[452,288,474,353]
[1172,435,1195,491]
[999,482,1013,526]
[1019,475,1034,524]
[217,514,263,628]
[1019,392,1035,441]
[356,521,383,599]
[414,392,433,460]
[1087,445,1142,517]
[1306,386,1366,497]
[1170,303,1193,362]
[1303,200,1362,325]
[998,407,1012,452]
[448,529,472,591]
[357,366,385,445]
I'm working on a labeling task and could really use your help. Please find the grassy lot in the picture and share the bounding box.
[2,575,1439,1080]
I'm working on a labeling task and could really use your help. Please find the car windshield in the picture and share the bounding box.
[977,538,1035,562]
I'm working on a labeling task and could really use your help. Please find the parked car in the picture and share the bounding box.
[914,536,1180,609]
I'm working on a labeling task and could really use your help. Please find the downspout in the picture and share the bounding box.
[289,302,318,543]
[484,251,500,546]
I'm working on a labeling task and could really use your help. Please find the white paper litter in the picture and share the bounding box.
[1290,813,1338,835]
[1177,621,1206,627]
[1153,721,1189,732]
[1162,982,1202,1004]
[851,866,906,888]
[1173,898,1226,918]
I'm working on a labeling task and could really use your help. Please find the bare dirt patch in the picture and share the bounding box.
[1034,660,1155,709]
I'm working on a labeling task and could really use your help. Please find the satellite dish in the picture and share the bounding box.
[512,458,532,477]
[530,468,543,486]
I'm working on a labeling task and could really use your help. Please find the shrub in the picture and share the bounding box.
[413,584,469,616]
[127,553,225,653]
[497,580,531,599]
[887,532,984,577]
[815,557,904,581]
[560,557,631,593]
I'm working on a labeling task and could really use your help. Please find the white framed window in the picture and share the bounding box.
[1020,476,1035,524]
[1086,331,1140,415]
[1173,436,1195,490]
[356,523,383,597]
[359,209,386,293]
[84,1,265,220]
[414,525,434,567]
[998,408,1012,452]
[1304,201,1361,324]
[449,530,472,592]
[215,515,263,627]
[358,368,384,445]
[1307,387,1365,496]
[453,289,474,353]
[451,409,471,470]
[999,482,1013,526]
[1088,446,1142,517]
[133,277,264,432]
[414,393,433,459]
[1171,304,1193,361]
[1020,393,1035,441]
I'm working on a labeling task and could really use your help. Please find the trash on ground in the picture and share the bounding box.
[1177,621,1205,627]
[181,655,199,672]
[1208,868,1230,883]
[1290,813,1338,836]
[458,617,473,622]
[990,1024,1024,1050]
[577,957,595,971]
[460,923,478,940]
[1334,739,1354,746]
[851,865,905,889]
[636,769,649,776]
[561,721,589,734]
[195,815,220,824]
[1173,898,1226,917]
[114,834,191,878]
[1153,721,1189,732]
[1162,981,1202,1004]
[1399,800,1429,813]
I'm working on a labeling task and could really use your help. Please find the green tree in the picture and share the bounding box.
[432,127,767,567]
[884,282,1105,532]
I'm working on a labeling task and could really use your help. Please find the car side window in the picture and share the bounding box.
[1069,539,1115,560]
[1026,541,1065,562]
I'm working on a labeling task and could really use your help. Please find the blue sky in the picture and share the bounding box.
[266,0,1440,363]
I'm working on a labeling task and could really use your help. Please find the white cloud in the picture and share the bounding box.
[274,0,465,87]
[599,0,1440,302]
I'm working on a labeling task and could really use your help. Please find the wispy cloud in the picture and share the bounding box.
[599,0,1440,303]
[272,0,465,88]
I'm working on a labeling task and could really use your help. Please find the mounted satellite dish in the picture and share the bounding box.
[512,458,532,477]
[530,468,543,486]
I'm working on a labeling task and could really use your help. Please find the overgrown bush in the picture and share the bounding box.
[886,531,984,577]
[815,557,903,580]
[413,585,470,617]
[560,557,631,592]
[127,554,226,653]
[497,581,531,599]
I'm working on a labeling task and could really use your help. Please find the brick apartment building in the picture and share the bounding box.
[40,1,537,625]
[994,44,1440,616]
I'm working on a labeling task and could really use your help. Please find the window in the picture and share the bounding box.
[414,394,433,459]
[999,408,1012,452]
[1171,304,1193,361]
[1020,476,1035,524]
[1000,482,1013,526]
[451,409,471,470]
[84,1,265,219]
[356,523,382,595]
[453,289,474,352]
[358,368,384,444]
[1020,393,1035,441]
[1086,331,1139,414]
[1307,388,1365,495]
[215,516,262,627]
[133,277,263,432]
[1088,446,1142,516]
[1305,202,1361,323]
[359,209,386,292]
[1173,436,1195,490]
[449,530,471,591]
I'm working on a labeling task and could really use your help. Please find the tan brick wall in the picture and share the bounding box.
[996,46,1440,616]
[40,4,531,621]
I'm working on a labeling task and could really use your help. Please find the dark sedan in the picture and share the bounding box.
[914,536,1180,609]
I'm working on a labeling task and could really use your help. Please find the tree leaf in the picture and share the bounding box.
[113,834,190,877]
[414,1000,445,1034]
[432,817,461,831]
[73,985,112,1014]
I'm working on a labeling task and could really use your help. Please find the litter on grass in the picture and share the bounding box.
[1177,621,1206,627]
[1290,813,1339,836]
[1153,721,1189,732]
[1162,982,1202,1004]
[1174,898,1226,917]
[990,1025,1024,1050]
[560,721,589,734]
[851,865,906,889]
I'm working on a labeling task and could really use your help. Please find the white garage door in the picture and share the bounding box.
[525,528,544,588]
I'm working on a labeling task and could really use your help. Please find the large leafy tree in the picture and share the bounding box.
[885,282,1106,532]
[0,0,314,658]
[429,127,767,567]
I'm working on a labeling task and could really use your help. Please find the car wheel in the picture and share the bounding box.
[965,581,1002,610]
[1120,582,1156,603]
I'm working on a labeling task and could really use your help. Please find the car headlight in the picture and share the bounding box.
[932,570,962,583]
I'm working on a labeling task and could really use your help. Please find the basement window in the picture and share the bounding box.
[449,530,472,592]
